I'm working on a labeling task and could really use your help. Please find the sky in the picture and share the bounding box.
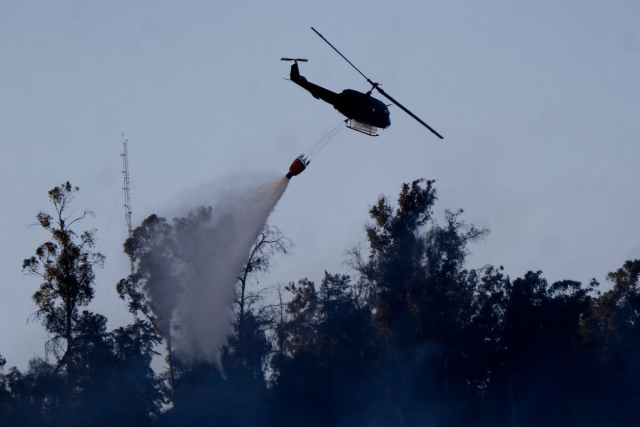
[1,1,639,370]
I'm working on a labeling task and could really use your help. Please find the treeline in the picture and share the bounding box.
[1,179,639,427]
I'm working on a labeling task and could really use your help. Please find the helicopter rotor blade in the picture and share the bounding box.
[281,58,308,62]
[310,27,375,86]
[375,86,444,139]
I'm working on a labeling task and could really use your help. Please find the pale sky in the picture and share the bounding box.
[1,1,639,370]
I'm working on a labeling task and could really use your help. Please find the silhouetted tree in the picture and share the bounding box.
[358,181,487,349]
[238,224,292,329]
[70,310,117,425]
[109,321,165,426]
[118,213,180,394]
[349,179,488,422]
[270,272,376,426]
[234,224,292,375]
[22,182,104,396]
[0,355,10,425]
[0,358,64,427]
[11,178,640,427]
[582,260,640,425]
[467,270,600,427]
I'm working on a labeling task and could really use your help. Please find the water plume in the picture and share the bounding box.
[166,174,289,371]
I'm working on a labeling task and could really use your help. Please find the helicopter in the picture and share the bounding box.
[282,27,443,139]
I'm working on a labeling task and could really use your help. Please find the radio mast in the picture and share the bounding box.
[121,134,137,322]
[121,135,133,242]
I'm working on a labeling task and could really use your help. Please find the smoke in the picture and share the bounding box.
[163,174,289,371]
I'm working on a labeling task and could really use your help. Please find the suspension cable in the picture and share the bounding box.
[303,119,347,161]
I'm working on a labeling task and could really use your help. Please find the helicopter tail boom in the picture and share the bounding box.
[287,62,340,105]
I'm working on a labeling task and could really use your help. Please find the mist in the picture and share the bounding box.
[163,174,289,370]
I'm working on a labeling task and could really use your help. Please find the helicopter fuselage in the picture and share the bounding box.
[289,63,391,129]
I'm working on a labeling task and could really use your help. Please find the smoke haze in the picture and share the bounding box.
[165,174,289,370]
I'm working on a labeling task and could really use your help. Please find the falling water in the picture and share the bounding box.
[166,175,289,371]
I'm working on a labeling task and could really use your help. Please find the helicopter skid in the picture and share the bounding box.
[347,119,379,136]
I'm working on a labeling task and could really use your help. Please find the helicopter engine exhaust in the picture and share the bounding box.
[286,155,309,179]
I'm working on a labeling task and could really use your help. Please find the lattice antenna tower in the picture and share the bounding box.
[121,134,137,322]
[121,135,133,240]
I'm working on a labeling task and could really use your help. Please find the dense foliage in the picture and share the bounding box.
[2,180,639,426]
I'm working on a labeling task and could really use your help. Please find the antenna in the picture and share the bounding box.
[121,135,133,240]
[121,134,137,323]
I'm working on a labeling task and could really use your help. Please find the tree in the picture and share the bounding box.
[473,271,600,427]
[0,358,64,427]
[237,225,292,348]
[582,260,640,425]
[349,179,490,424]
[355,180,487,371]
[232,224,292,376]
[589,260,640,364]
[118,213,181,394]
[0,355,10,425]
[109,321,165,426]
[22,182,105,374]
[359,180,487,349]
[268,284,290,384]
[270,273,376,427]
